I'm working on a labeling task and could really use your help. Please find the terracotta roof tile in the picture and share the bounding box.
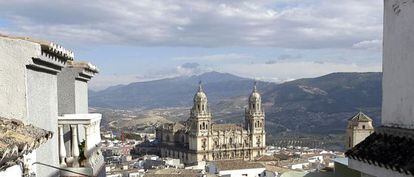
[348,112,372,122]
[345,126,414,175]
[213,160,265,171]
[0,117,53,170]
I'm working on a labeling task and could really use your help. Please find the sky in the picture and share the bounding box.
[0,0,383,90]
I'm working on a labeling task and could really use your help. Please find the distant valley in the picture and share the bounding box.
[90,71,382,148]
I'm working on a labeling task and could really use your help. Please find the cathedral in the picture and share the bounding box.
[155,82,266,165]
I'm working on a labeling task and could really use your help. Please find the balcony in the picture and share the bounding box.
[58,113,105,177]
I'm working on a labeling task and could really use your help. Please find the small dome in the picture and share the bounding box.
[249,92,261,101]
[194,81,208,102]
[249,82,261,101]
[194,91,207,101]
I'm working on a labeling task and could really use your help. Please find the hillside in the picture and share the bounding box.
[89,72,382,135]
[263,72,382,135]
[89,71,272,108]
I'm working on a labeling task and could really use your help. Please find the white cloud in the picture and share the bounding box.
[174,53,251,61]
[89,62,209,90]
[221,60,382,83]
[352,39,382,50]
[89,74,150,91]
[0,0,383,49]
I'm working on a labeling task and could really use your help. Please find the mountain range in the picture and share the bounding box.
[89,71,382,135]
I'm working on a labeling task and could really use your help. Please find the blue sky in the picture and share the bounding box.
[0,0,383,90]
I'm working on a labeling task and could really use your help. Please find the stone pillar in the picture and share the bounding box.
[71,125,80,167]
[84,125,90,161]
[58,125,67,167]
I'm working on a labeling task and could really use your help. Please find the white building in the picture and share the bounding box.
[207,160,266,177]
[0,34,104,176]
[345,1,414,177]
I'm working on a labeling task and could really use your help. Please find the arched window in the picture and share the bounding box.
[200,124,202,130]
[252,103,255,109]
[202,105,205,111]
[197,105,200,111]
[362,125,366,129]
[202,122,206,129]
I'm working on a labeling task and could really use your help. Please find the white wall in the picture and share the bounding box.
[218,168,266,177]
[27,67,60,177]
[0,165,23,177]
[0,36,60,177]
[382,0,414,128]
[0,37,38,120]
[349,159,411,177]
[75,80,89,113]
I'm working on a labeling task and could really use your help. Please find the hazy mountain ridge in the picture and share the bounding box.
[89,71,382,134]
[263,72,382,134]
[89,71,272,109]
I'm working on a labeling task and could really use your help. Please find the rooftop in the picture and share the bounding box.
[348,112,372,122]
[0,117,53,170]
[333,157,348,166]
[0,33,74,60]
[145,168,203,177]
[67,60,99,73]
[212,160,265,171]
[212,124,244,131]
[346,126,414,175]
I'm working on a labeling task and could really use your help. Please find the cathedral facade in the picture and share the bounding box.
[156,83,266,165]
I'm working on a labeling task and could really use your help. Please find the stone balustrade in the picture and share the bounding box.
[58,113,105,176]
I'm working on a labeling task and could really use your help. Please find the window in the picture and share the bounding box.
[362,125,366,129]
[202,139,206,148]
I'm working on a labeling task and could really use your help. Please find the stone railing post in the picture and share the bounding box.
[58,125,67,167]
[83,124,90,160]
[71,125,80,167]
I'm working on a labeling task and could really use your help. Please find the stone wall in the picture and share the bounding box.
[0,37,38,120]
[382,0,414,128]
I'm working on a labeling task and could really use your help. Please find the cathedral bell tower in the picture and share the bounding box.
[245,82,266,157]
[188,82,211,154]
